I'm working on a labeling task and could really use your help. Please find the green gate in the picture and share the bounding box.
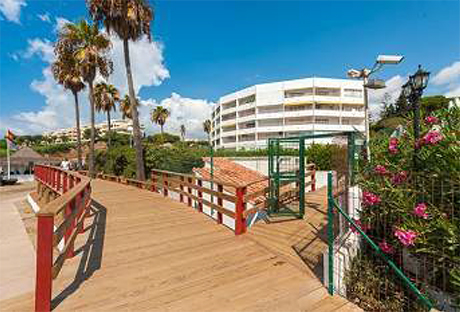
[267,132,364,219]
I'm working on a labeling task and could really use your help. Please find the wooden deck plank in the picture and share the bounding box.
[0,180,360,312]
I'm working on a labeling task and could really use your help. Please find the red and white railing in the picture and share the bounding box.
[34,165,91,312]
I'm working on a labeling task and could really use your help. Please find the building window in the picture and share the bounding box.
[285,105,312,111]
[239,94,256,105]
[343,88,363,98]
[285,88,313,98]
[316,118,330,124]
[315,88,341,97]
[222,100,236,110]
[316,104,339,110]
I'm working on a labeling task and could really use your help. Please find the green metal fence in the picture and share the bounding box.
[327,171,435,311]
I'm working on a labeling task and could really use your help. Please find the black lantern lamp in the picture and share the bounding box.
[410,65,430,92]
[403,65,430,172]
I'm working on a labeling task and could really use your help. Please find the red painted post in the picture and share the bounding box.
[150,171,156,192]
[179,176,184,203]
[163,173,168,197]
[217,184,223,224]
[77,188,85,234]
[69,175,74,190]
[187,177,192,207]
[35,214,54,312]
[57,171,61,193]
[151,172,157,193]
[197,179,203,212]
[65,199,75,258]
[311,167,316,192]
[63,172,68,193]
[235,186,247,235]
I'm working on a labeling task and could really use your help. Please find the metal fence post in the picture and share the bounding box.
[299,138,305,217]
[327,171,334,295]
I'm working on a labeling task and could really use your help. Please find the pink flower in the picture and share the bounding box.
[351,219,371,234]
[374,165,387,175]
[391,171,408,185]
[423,130,443,145]
[379,240,395,254]
[362,191,381,206]
[388,138,399,154]
[413,203,429,219]
[425,116,438,124]
[394,229,418,247]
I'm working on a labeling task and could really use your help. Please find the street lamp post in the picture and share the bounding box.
[402,65,430,170]
[347,55,404,159]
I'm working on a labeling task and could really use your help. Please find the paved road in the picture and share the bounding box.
[0,183,36,301]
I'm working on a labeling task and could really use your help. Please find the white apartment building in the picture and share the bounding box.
[211,77,366,149]
[45,119,137,143]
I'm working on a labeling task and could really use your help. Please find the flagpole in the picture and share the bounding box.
[6,138,10,180]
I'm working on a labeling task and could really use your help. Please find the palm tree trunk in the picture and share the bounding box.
[88,81,96,178]
[161,124,164,135]
[123,38,145,181]
[72,91,83,170]
[107,110,111,149]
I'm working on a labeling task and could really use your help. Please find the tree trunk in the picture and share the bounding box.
[160,124,164,135]
[72,91,83,170]
[107,110,111,149]
[123,38,145,181]
[88,81,96,178]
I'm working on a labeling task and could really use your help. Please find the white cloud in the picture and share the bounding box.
[0,0,26,23]
[37,12,50,23]
[445,85,460,97]
[6,21,171,135]
[140,93,214,139]
[108,34,170,95]
[54,17,70,33]
[21,38,55,62]
[431,61,460,97]
[432,61,460,86]
[368,75,406,119]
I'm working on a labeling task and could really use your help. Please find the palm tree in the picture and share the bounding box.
[203,119,212,144]
[87,0,153,181]
[57,20,113,178]
[94,82,119,148]
[52,42,85,169]
[120,94,138,120]
[151,106,169,135]
[180,124,186,141]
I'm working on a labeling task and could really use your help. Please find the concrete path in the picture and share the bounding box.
[0,184,36,301]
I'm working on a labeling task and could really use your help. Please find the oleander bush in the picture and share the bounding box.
[348,105,460,310]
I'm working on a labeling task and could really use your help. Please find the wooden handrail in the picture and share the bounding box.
[33,165,92,312]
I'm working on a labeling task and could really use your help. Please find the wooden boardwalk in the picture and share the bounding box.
[0,180,359,312]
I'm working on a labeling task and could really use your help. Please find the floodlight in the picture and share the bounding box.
[376,55,404,65]
[347,69,362,78]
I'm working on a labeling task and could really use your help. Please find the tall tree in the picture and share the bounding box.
[120,94,133,120]
[94,82,119,148]
[88,0,154,181]
[57,20,113,178]
[151,106,169,135]
[52,41,85,169]
[180,124,186,141]
[203,119,212,144]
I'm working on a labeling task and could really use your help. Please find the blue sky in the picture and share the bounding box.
[0,0,459,137]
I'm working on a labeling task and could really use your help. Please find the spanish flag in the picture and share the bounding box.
[5,129,16,142]
[5,129,17,150]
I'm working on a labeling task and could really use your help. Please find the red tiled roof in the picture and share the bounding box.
[194,158,269,202]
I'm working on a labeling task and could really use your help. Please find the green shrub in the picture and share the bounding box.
[33,143,76,155]
[145,146,204,174]
[356,105,460,304]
